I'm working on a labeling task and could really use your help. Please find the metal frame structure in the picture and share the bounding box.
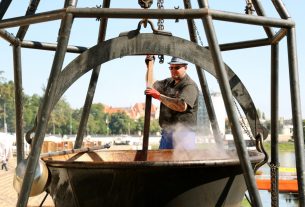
[0,0,304,206]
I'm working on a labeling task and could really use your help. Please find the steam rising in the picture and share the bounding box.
[168,123,233,161]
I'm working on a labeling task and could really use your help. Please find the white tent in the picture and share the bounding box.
[0,132,15,160]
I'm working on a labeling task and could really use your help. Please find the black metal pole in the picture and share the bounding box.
[183,0,222,146]
[0,0,12,20]
[0,8,295,29]
[142,95,151,153]
[13,43,25,164]
[0,9,65,29]
[68,7,208,19]
[73,66,100,149]
[16,0,41,40]
[0,29,19,45]
[271,0,290,19]
[252,0,274,37]
[142,55,154,157]
[286,27,305,206]
[74,0,111,149]
[16,1,77,206]
[21,40,87,53]
[208,9,294,28]
[271,28,287,44]
[217,38,270,51]
[270,44,279,207]
[68,7,294,28]
[197,0,262,206]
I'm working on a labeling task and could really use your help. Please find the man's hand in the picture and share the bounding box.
[145,87,160,100]
[145,55,155,66]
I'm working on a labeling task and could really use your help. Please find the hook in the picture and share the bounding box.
[119,19,172,37]
[174,6,180,23]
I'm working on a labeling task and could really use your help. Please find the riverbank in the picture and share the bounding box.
[263,141,295,152]
[241,142,299,207]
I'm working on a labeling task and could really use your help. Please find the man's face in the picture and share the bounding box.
[169,64,187,81]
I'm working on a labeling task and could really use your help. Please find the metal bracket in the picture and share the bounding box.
[254,133,269,172]
[119,19,172,37]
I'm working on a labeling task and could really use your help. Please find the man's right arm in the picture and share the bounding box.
[159,95,187,112]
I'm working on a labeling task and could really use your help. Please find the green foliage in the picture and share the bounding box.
[150,119,161,134]
[263,141,296,152]
[109,112,131,135]
[241,197,251,207]
[87,103,107,135]
[0,81,15,132]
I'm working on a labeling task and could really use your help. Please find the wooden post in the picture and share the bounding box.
[142,55,154,158]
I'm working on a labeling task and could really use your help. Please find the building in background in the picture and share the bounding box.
[196,92,227,142]
[104,103,158,120]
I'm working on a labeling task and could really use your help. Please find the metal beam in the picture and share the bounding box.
[287,27,305,207]
[252,0,274,37]
[198,0,262,206]
[74,0,111,149]
[217,38,270,51]
[16,0,41,40]
[68,7,294,28]
[184,0,222,146]
[0,8,295,29]
[271,0,290,19]
[21,40,88,53]
[16,1,78,206]
[0,29,20,45]
[0,9,65,29]
[13,44,25,164]
[270,44,279,207]
[0,0,12,20]
[270,28,287,45]
[209,9,294,28]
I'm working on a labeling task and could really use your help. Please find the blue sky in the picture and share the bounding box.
[0,0,304,119]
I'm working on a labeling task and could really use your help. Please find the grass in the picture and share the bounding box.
[241,197,251,207]
[262,141,296,152]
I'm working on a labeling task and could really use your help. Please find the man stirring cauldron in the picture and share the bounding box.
[145,56,199,149]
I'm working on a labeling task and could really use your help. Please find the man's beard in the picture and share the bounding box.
[173,74,182,81]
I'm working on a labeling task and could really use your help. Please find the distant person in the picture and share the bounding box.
[1,147,9,171]
[145,56,199,149]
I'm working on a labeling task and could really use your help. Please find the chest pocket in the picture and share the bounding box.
[164,81,181,98]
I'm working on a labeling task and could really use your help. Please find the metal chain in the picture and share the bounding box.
[254,134,269,172]
[189,0,255,143]
[192,20,204,47]
[233,98,255,140]
[269,162,280,207]
[245,0,255,15]
[157,0,164,30]
[184,0,205,47]
[157,0,164,63]
[189,0,255,142]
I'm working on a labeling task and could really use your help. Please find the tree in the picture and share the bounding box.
[87,103,107,134]
[150,119,161,134]
[23,94,41,132]
[109,112,130,135]
[0,71,6,83]
[47,98,72,135]
[0,81,15,132]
